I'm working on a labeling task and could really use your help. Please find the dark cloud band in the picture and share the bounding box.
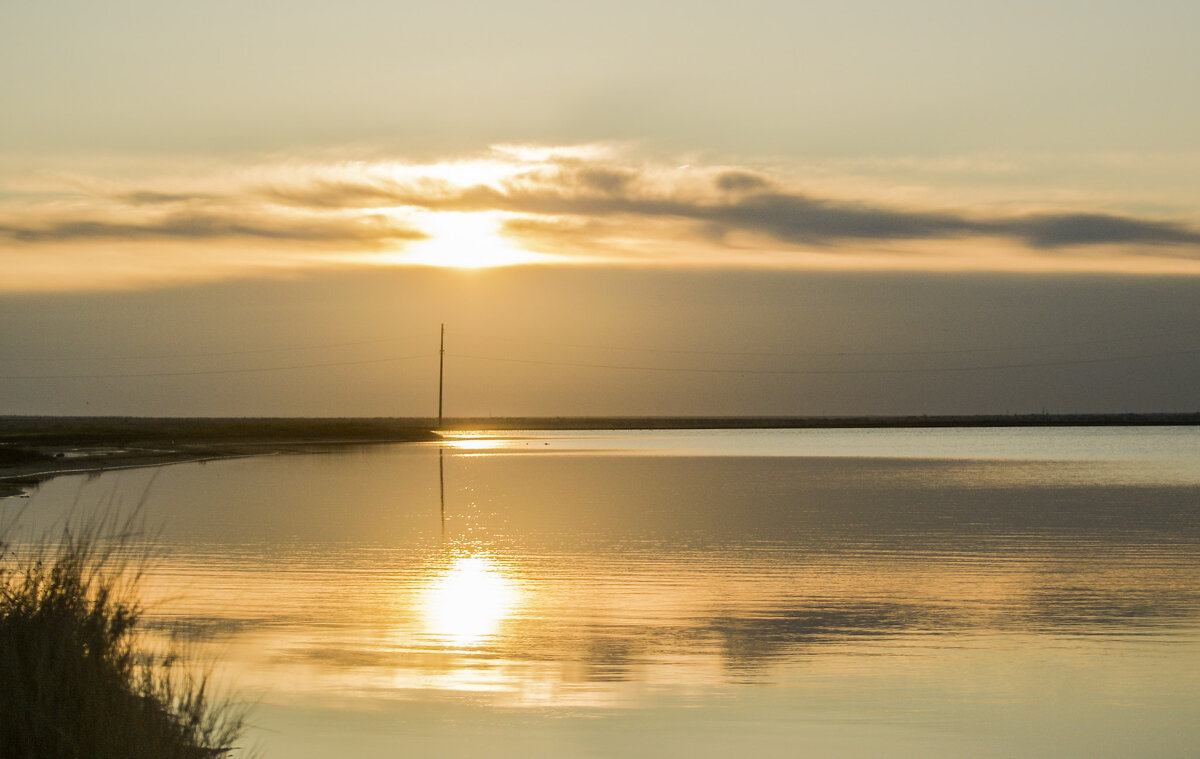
[7,157,1199,258]
[0,212,424,247]
[260,165,1200,254]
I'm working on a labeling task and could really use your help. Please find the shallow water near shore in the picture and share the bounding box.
[5,427,1200,758]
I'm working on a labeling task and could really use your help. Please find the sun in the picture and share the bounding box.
[405,211,546,269]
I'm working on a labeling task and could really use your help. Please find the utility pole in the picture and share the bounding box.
[438,323,445,428]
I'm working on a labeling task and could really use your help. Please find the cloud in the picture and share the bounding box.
[5,146,1200,287]
[691,192,979,246]
[114,191,220,206]
[997,213,1200,249]
[714,170,773,193]
[252,156,1200,256]
[680,194,1200,251]
[0,210,422,247]
[487,182,1200,253]
[262,178,415,210]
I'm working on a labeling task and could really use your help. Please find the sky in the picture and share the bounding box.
[2,0,1199,417]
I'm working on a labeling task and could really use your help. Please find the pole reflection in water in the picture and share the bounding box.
[428,441,520,653]
[439,446,445,539]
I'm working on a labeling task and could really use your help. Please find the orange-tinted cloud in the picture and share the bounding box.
[5,145,1200,293]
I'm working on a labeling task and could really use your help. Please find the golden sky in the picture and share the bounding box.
[2,1,1200,416]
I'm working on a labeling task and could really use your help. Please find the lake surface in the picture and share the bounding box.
[5,427,1200,758]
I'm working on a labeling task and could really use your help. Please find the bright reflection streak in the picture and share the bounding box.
[423,556,517,646]
[449,439,502,450]
[443,434,507,451]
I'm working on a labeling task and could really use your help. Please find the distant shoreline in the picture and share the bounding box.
[2,413,1197,498]
[439,413,1200,430]
[0,417,439,498]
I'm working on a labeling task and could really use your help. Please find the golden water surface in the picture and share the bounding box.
[6,428,1200,758]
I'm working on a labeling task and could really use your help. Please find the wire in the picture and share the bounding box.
[7,324,1194,364]
[448,345,1200,376]
[447,326,1200,359]
[6,331,1199,381]
[6,336,420,362]
[0,353,434,380]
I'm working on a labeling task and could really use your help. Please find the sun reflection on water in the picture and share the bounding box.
[422,556,518,647]
[443,435,506,451]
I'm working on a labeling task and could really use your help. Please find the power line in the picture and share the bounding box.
[5,336,417,363]
[447,326,1200,359]
[0,353,434,380]
[6,332,1199,382]
[6,323,1194,364]
[448,345,1200,376]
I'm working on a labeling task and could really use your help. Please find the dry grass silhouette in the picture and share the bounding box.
[0,509,249,758]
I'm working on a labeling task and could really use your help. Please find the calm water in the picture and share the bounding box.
[5,427,1200,758]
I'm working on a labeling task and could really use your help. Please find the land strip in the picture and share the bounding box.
[439,413,1200,430]
[0,417,439,497]
[3,413,1197,498]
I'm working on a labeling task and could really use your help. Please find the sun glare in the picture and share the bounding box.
[423,556,518,646]
[405,211,546,269]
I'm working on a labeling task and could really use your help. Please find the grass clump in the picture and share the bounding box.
[0,517,247,759]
